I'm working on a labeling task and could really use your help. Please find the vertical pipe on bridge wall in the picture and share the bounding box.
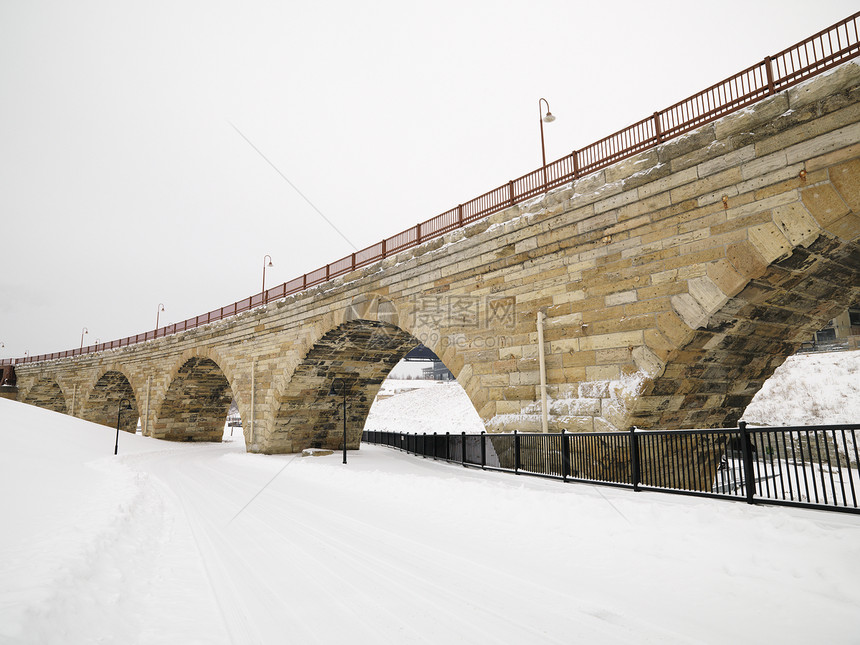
[250,360,256,444]
[144,377,151,436]
[537,309,549,434]
[71,384,77,418]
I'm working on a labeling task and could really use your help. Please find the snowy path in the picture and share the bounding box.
[2,399,860,644]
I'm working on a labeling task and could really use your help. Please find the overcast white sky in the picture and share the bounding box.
[1,0,857,358]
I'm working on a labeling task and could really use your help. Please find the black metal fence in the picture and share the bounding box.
[362,422,860,514]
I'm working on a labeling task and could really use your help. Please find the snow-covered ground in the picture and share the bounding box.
[743,350,860,425]
[366,379,484,434]
[1,352,859,644]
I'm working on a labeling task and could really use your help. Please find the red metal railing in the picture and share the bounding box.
[4,12,859,368]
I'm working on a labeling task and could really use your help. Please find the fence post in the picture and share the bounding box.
[481,431,486,469]
[433,432,437,460]
[445,432,450,461]
[764,56,775,95]
[508,180,515,205]
[653,111,663,144]
[561,429,570,482]
[739,421,756,504]
[423,432,427,458]
[572,149,579,179]
[630,428,641,492]
[514,430,520,474]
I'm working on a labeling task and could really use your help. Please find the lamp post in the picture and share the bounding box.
[262,255,273,304]
[538,98,556,187]
[115,397,132,455]
[155,303,165,335]
[80,327,88,351]
[330,378,348,464]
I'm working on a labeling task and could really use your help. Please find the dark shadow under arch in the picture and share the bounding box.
[23,379,66,414]
[272,320,423,453]
[83,370,139,433]
[153,356,232,442]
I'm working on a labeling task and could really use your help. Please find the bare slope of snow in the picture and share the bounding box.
[366,379,484,434]
[2,395,860,644]
[743,350,860,425]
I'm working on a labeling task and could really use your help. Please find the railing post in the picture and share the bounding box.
[351,252,356,270]
[630,428,641,492]
[514,430,520,474]
[481,431,486,469]
[764,56,775,95]
[739,421,756,504]
[422,432,427,458]
[561,429,570,482]
[457,204,463,227]
[653,111,663,144]
[382,238,387,257]
[572,149,579,179]
[508,180,515,205]
[433,432,437,460]
[415,223,421,243]
[445,432,450,461]
[461,431,467,467]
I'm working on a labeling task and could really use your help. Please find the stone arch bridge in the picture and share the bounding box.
[5,61,860,454]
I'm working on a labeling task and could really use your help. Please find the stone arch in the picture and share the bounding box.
[81,367,140,433]
[21,377,68,414]
[631,161,860,431]
[152,347,236,442]
[263,296,481,454]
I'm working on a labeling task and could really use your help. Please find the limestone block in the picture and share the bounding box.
[801,183,850,228]
[806,141,860,173]
[788,61,860,109]
[670,167,743,204]
[605,290,638,306]
[740,150,788,181]
[784,123,860,166]
[549,337,580,353]
[586,365,620,381]
[823,213,860,241]
[697,145,755,178]
[688,275,730,314]
[726,240,768,279]
[671,293,709,329]
[605,149,659,184]
[638,166,698,199]
[658,125,717,165]
[829,158,860,212]
[706,258,747,298]
[631,345,664,379]
[748,221,792,263]
[714,93,789,139]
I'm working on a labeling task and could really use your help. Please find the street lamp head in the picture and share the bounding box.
[543,111,556,123]
[330,378,346,397]
[268,260,273,268]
